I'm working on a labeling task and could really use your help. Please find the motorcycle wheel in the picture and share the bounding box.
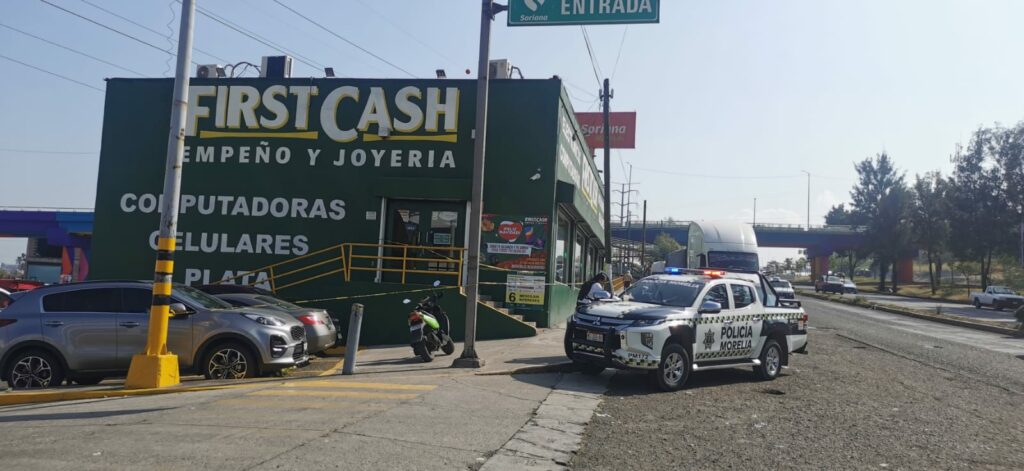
[413,342,434,362]
[441,336,455,355]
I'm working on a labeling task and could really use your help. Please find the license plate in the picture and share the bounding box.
[586,331,604,342]
[410,323,423,332]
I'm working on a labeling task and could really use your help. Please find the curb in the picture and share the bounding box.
[800,291,1024,338]
[477,362,577,376]
[0,382,251,407]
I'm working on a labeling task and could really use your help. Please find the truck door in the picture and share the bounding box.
[728,283,761,359]
[694,283,731,361]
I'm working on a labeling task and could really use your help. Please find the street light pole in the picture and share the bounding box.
[602,78,612,278]
[124,0,195,389]
[753,197,757,225]
[801,170,811,229]
[454,0,505,369]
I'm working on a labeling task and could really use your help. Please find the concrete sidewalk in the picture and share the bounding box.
[0,328,603,471]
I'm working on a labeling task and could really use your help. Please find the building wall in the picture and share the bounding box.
[90,77,603,342]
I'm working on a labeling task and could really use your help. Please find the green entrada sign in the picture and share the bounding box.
[508,0,659,26]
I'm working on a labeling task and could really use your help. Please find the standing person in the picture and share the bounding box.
[622,271,634,290]
[578,272,609,302]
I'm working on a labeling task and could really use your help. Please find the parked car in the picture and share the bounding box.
[815,276,845,294]
[842,279,858,294]
[970,286,1024,311]
[769,278,797,300]
[209,292,339,354]
[0,281,308,389]
[0,287,11,310]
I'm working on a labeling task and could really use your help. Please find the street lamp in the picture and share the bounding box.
[801,170,810,230]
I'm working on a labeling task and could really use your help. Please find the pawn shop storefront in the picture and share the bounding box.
[90,77,605,345]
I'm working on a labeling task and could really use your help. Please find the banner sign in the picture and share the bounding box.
[508,0,660,26]
[575,112,636,150]
[506,273,546,305]
[482,214,549,272]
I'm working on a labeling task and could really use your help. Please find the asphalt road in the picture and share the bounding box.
[796,287,1018,323]
[574,297,1024,470]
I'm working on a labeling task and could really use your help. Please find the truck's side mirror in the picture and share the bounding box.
[169,303,191,316]
[698,301,721,314]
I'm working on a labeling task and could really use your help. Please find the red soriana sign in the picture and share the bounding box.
[497,221,524,241]
[575,112,636,150]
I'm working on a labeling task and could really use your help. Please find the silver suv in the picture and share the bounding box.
[0,281,308,389]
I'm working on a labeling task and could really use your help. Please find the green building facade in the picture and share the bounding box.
[91,77,605,345]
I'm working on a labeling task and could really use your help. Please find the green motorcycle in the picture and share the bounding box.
[404,281,455,362]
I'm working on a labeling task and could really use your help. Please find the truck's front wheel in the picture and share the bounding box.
[974,298,982,309]
[655,343,690,392]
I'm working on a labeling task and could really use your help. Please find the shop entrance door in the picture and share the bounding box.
[384,200,465,286]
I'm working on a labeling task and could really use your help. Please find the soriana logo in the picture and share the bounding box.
[498,221,523,241]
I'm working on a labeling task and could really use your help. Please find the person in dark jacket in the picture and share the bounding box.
[578,272,609,302]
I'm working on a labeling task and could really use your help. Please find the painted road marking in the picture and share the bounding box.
[278,381,438,391]
[247,389,420,400]
[212,398,388,410]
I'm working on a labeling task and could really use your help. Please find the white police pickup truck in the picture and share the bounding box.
[565,269,808,391]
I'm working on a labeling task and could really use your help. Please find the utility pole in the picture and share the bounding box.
[602,78,612,278]
[801,170,811,229]
[454,0,505,369]
[640,200,647,275]
[753,197,757,225]
[124,0,195,389]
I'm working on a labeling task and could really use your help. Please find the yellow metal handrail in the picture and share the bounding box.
[213,242,466,293]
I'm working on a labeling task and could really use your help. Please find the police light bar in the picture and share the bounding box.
[665,267,683,275]
[664,267,728,278]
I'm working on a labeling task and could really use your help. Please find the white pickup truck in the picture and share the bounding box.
[970,286,1024,311]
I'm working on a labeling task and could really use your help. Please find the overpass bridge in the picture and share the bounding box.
[611,220,912,282]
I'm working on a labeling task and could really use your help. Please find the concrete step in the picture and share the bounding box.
[509,314,524,321]
[523,321,537,328]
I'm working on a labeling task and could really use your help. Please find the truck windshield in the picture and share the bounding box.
[707,251,759,271]
[622,279,704,308]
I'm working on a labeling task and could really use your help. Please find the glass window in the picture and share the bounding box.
[573,232,584,285]
[173,285,232,309]
[43,288,120,312]
[707,252,759,271]
[121,288,153,313]
[701,284,730,310]
[730,284,756,309]
[555,214,569,284]
[622,278,704,307]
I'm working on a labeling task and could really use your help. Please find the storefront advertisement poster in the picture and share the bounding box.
[481,214,549,272]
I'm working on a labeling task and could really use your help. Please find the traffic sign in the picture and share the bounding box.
[508,0,660,26]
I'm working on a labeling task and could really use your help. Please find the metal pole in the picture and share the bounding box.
[640,200,647,275]
[801,170,810,229]
[342,303,363,375]
[454,0,501,368]
[124,0,194,390]
[753,197,757,225]
[602,78,612,278]
[1019,213,1023,268]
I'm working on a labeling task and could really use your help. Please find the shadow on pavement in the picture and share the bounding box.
[503,355,570,366]
[603,368,790,397]
[0,408,171,422]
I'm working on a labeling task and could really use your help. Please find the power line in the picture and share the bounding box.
[353,0,460,67]
[0,54,103,92]
[37,0,195,65]
[0,147,96,155]
[580,26,603,86]
[272,0,416,78]
[240,0,387,76]
[565,80,598,98]
[0,23,145,77]
[611,26,628,81]
[77,0,227,63]
[186,2,324,72]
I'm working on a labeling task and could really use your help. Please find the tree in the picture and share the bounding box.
[948,130,1014,289]
[651,232,681,261]
[993,122,1024,268]
[848,152,913,290]
[783,258,794,273]
[910,172,950,294]
[825,204,852,225]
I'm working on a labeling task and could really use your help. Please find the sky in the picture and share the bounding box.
[3,0,1024,265]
